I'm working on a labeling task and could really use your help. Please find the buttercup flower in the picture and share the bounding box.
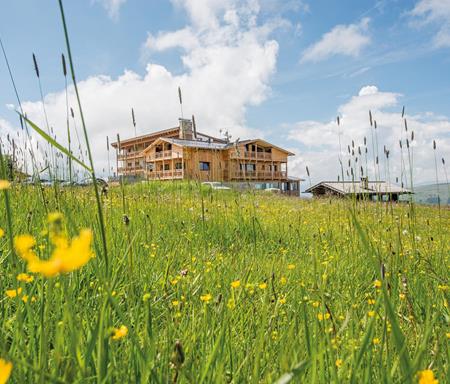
[15,229,93,277]
[5,288,22,298]
[231,280,240,289]
[200,294,212,303]
[16,273,33,283]
[418,369,438,384]
[112,325,128,340]
[0,359,13,384]
[0,180,11,190]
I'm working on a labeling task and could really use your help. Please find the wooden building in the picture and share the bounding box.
[305,179,411,201]
[111,118,300,195]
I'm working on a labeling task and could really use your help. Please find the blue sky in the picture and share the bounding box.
[0,0,449,183]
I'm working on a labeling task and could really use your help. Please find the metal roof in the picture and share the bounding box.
[305,181,412,195]
[162,138,228,150]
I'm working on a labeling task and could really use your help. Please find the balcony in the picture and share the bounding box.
[117,152,143,160]
[147,150,182,161]
[230,151,272,160]
[231,171,287,180]
[117,166,145,174]
[147,170,184,180]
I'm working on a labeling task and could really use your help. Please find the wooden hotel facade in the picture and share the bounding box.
[111,119,300,194]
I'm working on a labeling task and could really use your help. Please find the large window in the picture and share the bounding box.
[164,164,170,171]
[175,162,183,170]
[199,161,210,171]
[240,163,256,172]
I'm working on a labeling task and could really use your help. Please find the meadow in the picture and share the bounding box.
[0,181,448,383]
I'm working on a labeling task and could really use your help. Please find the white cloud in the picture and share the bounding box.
[93,0,126,21]
[287,86,450,185]
[301,18,371,62]
[410,0,450,48]
[3,0,283,178]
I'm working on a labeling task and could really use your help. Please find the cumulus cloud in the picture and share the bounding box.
[3,0,283,178]
[410,0,450,48]
[287,86,450,185]
[301,18,371,62]
[93,0,127,21]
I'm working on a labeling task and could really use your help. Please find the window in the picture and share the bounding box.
[199,161,210,171]
[175,162,183,170]
[240,163,256,172]
[164,164,170,171]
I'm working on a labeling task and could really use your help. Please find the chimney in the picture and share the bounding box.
[179,118,193,140]
[361,176,369,189]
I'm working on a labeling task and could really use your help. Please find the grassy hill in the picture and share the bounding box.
[411,183,450,205]
[0,181,448,383]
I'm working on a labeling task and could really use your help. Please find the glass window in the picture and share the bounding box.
[199,161,210,171]
[175,162,183,170]
[164,164,170,170]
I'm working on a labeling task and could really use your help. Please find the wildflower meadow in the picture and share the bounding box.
[0,180,449,383]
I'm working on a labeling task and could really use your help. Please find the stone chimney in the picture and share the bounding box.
[179,118,193,140]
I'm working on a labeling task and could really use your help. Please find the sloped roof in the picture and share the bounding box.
[236,139,295,156]
[110,127,180,147]
[305,181,412,195]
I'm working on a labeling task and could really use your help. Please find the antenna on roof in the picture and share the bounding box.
[131,107,136,137]
[178,86,183,118]
[192,114,197,139]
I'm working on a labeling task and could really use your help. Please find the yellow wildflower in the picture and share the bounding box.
[258,282,267,290]
[374,280,382,289]
[5,288,22,298]
[312,301,320,308]
[16,273,33,283]
[0,180,11,190]
[231,280,241,289]
[172,300,180,307]
[14,235,37,261]
[372,338,380,345]
[335,359,343,368]
[418,369,438,384]
[0,228,4,238]
[279,296,287,304]
[317,312,330,321]
[287,264,296,270]
[200,293,212,303]
[0,358,13,384]
[112,325,128,340]
[367,298,375,305]
[280,276,287,285]
[21,229,93,277]
[399,293,406,300]
[368,311,376,318]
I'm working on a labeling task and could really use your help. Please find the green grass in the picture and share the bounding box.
[0,181,448,383]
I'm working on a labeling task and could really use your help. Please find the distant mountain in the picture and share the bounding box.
[408,183,450,206]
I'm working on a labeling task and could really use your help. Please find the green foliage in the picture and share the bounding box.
[0,182,448,383]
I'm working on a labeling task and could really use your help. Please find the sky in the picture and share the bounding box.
[0,0,449,186]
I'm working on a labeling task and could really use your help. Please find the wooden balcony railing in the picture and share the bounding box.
[147,150,182,161]
[117,152,142,160]
[117,166,145,174]
[230,151,272,160]
[231,171,287,179]
[147,170,184,179]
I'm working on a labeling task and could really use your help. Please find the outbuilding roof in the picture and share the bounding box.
[305,181,412,195]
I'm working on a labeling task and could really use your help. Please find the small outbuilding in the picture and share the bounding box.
[305,178,412,201]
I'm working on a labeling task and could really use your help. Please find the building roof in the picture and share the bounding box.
[305,181,412,195]
[161,137,229,150]
[237,139,295,156]
[110,127,180,147]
